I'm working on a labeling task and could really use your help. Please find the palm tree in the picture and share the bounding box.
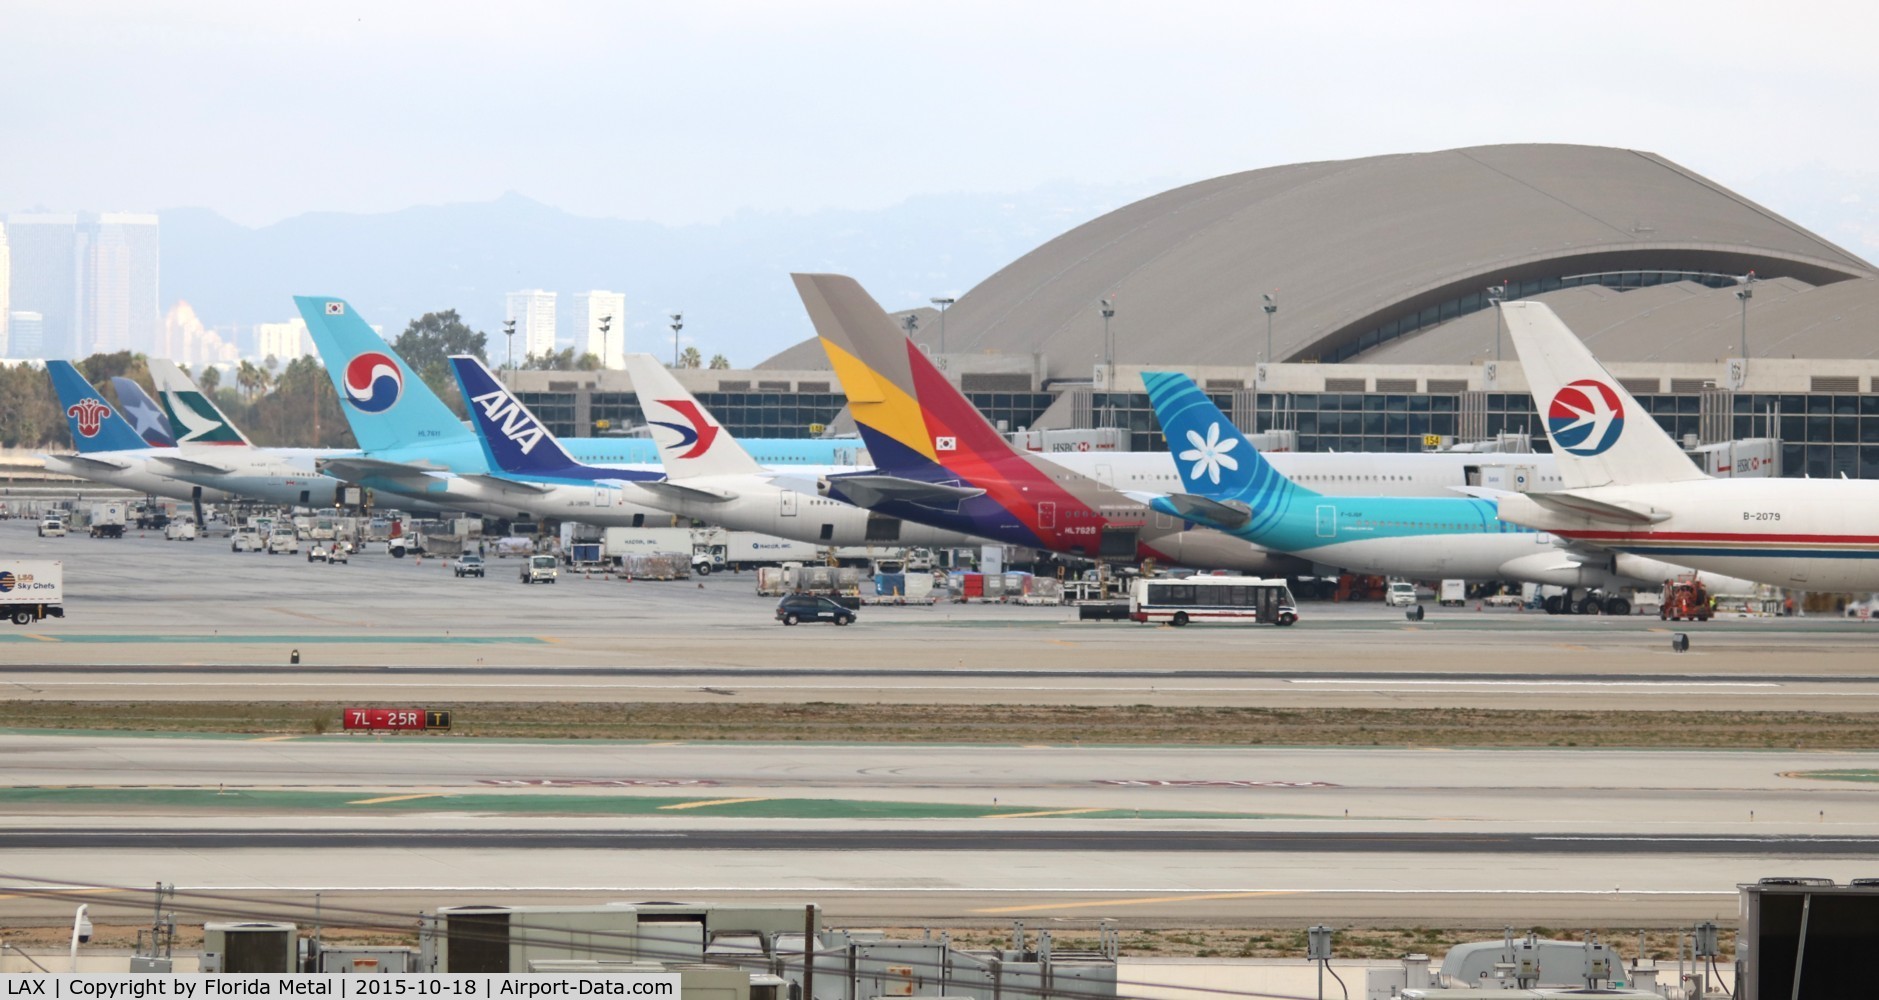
[678,346,704,369]
[708,354,731,370]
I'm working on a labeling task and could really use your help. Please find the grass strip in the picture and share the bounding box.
[1,701,1877,748]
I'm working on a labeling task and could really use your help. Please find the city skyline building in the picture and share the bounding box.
[505,288,557,360]
[0,222,10,353]
[5,213,78,357]
[7,311,42,359]
[571,290,626,369]
[73,212,160,357]
[253,317,311,365]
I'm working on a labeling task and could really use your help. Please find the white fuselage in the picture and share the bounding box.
[1046,450,1562,497]
[1498,477,1879,592]
[152,446,348,507]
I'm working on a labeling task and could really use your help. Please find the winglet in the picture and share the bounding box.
[47,361,149,453]
[1500,301,1707,490]
[621,354,760,479]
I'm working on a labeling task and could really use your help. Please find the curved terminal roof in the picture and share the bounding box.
[761,143,1871,373]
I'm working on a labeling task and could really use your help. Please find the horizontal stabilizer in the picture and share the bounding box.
[317,457,446,485]
[52,453,132,472]
[1123,490,1252,530]
[1450,485,1515,500]
[830,474,985,510]
[458,473,557,496]
[1526,490,1669,524]
[150,455,236,477]
[634,479,737,503]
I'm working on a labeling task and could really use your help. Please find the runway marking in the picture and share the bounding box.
[973,890,1301,913]
[1291,679,1778,688]
[0,886,130,901]
[249,735,300,743]
[984,807,1110,819]
[346,793,448,806]
[656,797,769,811]
[20,633,59,643]
[0,884,1743,896]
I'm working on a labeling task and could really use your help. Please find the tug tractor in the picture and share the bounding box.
[1660,576,1714,622]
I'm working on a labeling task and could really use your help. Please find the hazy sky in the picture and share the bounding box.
[4,0,1877,232]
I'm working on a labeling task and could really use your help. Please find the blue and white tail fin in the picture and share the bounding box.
[1500,301,1708,491]
[47,361,151,452]
[108,376,179,447]
[447,355,586,478]
[145,359,249,445]
[294,296,470,453]
[1142,370,1318,533]
[621,354,761,479]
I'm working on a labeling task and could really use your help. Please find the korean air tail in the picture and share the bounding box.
[620,354,760,479]
[447,354,592,481]
[294,296,469,453]
[1142,371,1317,533]
[47,361,151,452]
[108,376,179,448]
[146,359,249,445]
[1500,301,1707,491]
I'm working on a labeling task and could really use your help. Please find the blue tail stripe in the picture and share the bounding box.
[448,356,656,484]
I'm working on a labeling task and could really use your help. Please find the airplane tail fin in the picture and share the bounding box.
[447,355,585,477]
[1501,301,1707,490]
[621,353,760,479]
[792,273,1021,481]
[294,296,469,453]
[146,359,249,445]
[107,376,179,447]
[1142,371,1320,507]
[47,361,151,452]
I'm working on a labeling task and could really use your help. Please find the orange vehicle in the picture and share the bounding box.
[1660,576,1714,622]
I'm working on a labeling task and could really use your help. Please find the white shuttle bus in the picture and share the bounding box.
[1129,576,1299,627]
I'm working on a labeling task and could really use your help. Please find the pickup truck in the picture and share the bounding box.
[2,560,65,626]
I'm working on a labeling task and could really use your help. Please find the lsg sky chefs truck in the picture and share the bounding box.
[1,560,64,625]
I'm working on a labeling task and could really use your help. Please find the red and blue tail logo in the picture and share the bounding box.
[343,352,403,413]
[649,399,719,459]
[66,398,110,438]
[1547,379,1625,457]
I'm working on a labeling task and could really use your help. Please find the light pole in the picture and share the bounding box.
[598,314,613,370]
[503,319,517,371]
[1261,292,1277,362]
[1100,298,1116,370]
[930,297,955,354]
[1487,283,1507,361]
[1736,271,1757,360]
[669,312,683,367]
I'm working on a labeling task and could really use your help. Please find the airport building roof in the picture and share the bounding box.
[758,143,1873,373]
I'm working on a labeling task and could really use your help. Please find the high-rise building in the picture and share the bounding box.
[253,318,311,364]
[0,222,10,353]
[8,312,45,358]
[5,214,77,357]
[571,290,626,369]
[504,289,557,362]
[74,213,160,357]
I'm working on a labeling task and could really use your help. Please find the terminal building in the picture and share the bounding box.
[509,143,1879,480]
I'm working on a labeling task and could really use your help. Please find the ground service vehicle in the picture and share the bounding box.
[1661,576,1714,622]
[231,528,263,552]
[88,502,127,538]
[454,554,486,578]
[1439,579,1467,607]
[165,518,198,541]
[1,560,64,625]
[520,554,558,584]
[38,519,66,538]
[1384,582,1417,607]
[1129,576,1299,627]
[267,531,299,555]
[776,594,856,626]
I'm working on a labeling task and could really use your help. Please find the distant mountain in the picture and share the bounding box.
[157,181,1166,367]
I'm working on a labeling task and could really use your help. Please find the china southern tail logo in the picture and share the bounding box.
[649,399,719,459]
[1180,422,1240,485]
[343,352,403,413]
[1547,379,1625,457]
[470,390,546,454]
[66,398,111,438]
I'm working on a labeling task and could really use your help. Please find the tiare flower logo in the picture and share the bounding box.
[1180,422,1239,485]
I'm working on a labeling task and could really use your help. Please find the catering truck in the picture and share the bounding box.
[1,560,64,626]
[88,501,127,539]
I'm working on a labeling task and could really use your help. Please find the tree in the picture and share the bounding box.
[521,347,578,371]
[197,365,222,396]
[708,354,731,370]
[678,346,704,369]
[391,309,489,414]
